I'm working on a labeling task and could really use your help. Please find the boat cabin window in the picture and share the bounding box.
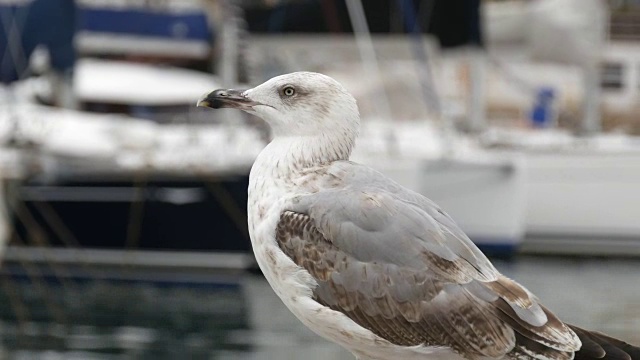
[600,62,625,90]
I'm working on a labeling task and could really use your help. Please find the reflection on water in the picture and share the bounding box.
[0,256,638,359]
[0,278,250,359]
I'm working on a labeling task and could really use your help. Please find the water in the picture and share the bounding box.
[0,256,638,359]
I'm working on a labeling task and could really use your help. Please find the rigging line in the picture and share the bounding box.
[396,0,459,158]
[487,55,538,96]
[122,169,150,274]
[396,0,441,116]
[180,159,249,240]
[7,195,77,291]
[0,3,31,81]
[200,173,250,240]
[124,175,148,250]
[344,0,392,122]
[6,230,67,326]
[114,170,153,286]
[30,201,107,281]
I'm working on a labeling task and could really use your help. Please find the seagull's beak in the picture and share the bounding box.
[197,89,259,110]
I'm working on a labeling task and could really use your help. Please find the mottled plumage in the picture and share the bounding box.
[197,71,640,360]
[273,162,579,360]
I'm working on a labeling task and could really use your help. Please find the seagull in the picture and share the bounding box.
[197,72,639,360]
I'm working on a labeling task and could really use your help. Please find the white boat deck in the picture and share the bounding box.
[482,128,640,256]
[0,104,265,176]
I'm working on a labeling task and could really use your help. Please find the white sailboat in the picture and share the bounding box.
[482,0,640,255]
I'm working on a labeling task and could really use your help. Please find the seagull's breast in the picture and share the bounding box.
[247,159,315,295]
[248,162,365,351]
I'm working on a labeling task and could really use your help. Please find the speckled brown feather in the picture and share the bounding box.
[277,211,513,359]
[276,211,459,348]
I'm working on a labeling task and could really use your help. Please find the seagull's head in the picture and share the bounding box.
[198,72,360,138]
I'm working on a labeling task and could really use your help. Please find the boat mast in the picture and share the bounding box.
[344,0,397,155]
[580,64,602,135]
[215,0,242,87]
[467,51,487,134]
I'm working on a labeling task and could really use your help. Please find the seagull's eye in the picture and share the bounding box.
[282,86,296,97]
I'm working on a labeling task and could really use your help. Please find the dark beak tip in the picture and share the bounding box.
[200,98,224,109]
[198,89,225,109]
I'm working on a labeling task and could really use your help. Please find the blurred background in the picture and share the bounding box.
[0,0,639,359]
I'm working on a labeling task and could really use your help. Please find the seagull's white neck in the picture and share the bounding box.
[254,129,357,179]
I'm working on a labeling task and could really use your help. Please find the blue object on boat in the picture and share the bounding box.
[76,2,214,58]
[530,87,556,128]
[78,8,211,42]
[0,0,77,83]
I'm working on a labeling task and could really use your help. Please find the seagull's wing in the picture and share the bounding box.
[277,163,635,360]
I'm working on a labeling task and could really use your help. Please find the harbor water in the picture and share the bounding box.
[0,255,638,360]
